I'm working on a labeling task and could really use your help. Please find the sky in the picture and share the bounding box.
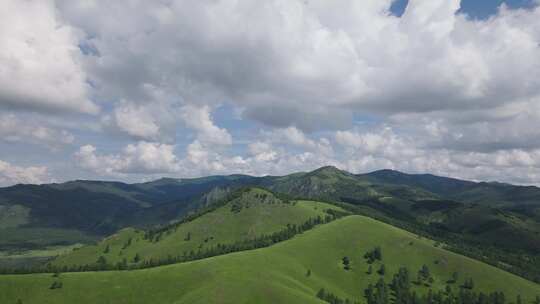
[1,0,540,186]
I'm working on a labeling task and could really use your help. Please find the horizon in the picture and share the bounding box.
[2,165,534,188]
[1,0,540,187]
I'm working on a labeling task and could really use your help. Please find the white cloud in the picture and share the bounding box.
[3,0,540,186]
[75,142,180,175]
[0,160,50,186]
[180,105,232,145]
[112,101,161,141]
[0,0,97,114]
[263,127,334,156]
[0,114,74,149]
[54,0,540,128]
[248,142,278,162]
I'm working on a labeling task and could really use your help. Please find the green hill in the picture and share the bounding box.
[3,167,540,282]
[3,167,540,253]
[50,188,344,269]
[0,175,258,251]
[1,215,538,304]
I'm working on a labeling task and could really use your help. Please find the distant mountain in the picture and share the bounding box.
[0,175,259,250]
[360,169,540,208]
[2,166,540,253]
[358,169,475,196]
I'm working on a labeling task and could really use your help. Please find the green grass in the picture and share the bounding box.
[1,215,538,304]
[0,228,98,250]
[52,188,343,268]
[0,244,83,259]
[0,244,84,270]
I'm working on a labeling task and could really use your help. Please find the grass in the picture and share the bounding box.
[0,244,84,270]
[0,228,98,250]
[1,215,538,304]
[51,188,343,268]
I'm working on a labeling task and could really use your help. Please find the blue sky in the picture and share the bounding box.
[391,0,537,18]
[1,0,540,186]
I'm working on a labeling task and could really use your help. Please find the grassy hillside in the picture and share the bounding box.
[3,166,540,253]
[3,166,540,282]
[0,175,258,250]
[50,188,342,268]
[1,215,538,304]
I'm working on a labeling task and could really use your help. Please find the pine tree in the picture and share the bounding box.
[374,247,382,261]
[103,244,110,254]
[445,285,452,295]
[133,253,141,263]
[367,265,373,274]
[420,265,430,279]
[97,256,107,265]
[317,288,326,299]
[378,264,386,276]
[306,269,311,277]
[49,281,63,289]
[451,272,458,283]
[343,256,351,270]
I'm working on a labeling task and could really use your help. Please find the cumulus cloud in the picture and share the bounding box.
[0,114,74,149]
[180,105,232,145]
[2,0,540,186]
[0,160,50,186]
[53,0,540,129]
[75,142,180,175]
[0,0,96,114]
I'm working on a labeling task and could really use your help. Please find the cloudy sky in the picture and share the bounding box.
[1,0,540,186]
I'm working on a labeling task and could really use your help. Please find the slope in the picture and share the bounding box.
[1,215,538,304]
[50,188,343,269]
[0,175,258,250]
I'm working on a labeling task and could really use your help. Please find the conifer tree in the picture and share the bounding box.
[378,264,386,276]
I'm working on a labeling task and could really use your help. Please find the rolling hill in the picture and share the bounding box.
[1,215,538,304]
[3,166,540,252]
[2,166,540,282]
[50,188,345,269]
[0,175,258,250]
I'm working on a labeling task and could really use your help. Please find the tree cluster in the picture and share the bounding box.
[364,247,382,264]
[318,266,522,304]
[317,288,360,304]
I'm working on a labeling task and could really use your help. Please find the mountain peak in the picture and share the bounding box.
[311,165,344,174]
[307,166,357,181]
[368,169,407,176]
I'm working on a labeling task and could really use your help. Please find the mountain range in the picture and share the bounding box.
[2,166,540,253]
[1,166,540,303]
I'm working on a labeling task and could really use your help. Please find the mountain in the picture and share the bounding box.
[2,180,540,303]
[2,166,540,280]
[267,166,437,203]
[0,175,259,250]
[359,169,476,196]
[361,169,540,207]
